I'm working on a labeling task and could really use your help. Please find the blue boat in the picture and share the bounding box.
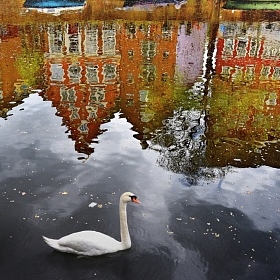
[23,0,86,8]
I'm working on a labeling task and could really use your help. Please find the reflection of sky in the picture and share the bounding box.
[174,166,280,232]
[0,93,279,279]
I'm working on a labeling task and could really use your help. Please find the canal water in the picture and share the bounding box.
[0,1,279,279]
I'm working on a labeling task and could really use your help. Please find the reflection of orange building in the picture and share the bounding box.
[43,22,120,156]
[0,25,24,117]
[119,22,178,143]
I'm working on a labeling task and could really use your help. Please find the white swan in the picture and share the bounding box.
[42,192,141,256]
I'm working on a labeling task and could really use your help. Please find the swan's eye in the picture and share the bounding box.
[130,195,137,201]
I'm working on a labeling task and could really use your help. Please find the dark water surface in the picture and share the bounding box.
[0,1,280,279]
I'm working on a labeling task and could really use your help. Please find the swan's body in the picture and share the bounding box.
[43,192,140,256]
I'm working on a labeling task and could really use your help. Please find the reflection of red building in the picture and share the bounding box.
[216,22,280,92]
[215,22,280,114]
[43,22,120,156]
[206,21,280,167]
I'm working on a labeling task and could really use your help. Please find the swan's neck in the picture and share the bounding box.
[119,201,131,249]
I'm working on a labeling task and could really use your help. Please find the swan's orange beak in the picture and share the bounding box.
[132,197,141,204]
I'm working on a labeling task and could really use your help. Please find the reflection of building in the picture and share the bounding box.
[176,21,207,85]
[206,21,280,167]
[0,25,27,118]
[119,21,178,144]
[43,22,120,156]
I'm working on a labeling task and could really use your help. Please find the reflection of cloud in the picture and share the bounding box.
[183,166,280,232]
[168,197,280,279]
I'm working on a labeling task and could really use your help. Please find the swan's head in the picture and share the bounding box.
[121,192,141,204]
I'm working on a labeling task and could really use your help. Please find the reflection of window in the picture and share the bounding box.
[260,66,270,80]
[50,64,64,82]
[126,93,134,107]
[223,38,234,57]
[162,24,172,40]
[69,65,81,83]
[67,24,80,54]
[163,51,169,59]
[221,66,231,78]
[78,120,89,134]
[85,24,98,55]
[89,87,105,102]
[126,23,136,39]
[265,92,277,106]
[245,66,255,81]
[86,105,98,119]
[60,87,76,102]
[232,67,243,82]
[127,73,134,84]
[69,105,80,120]
[69,34,79,53]
[139,90,149,102]
[236,39,247,57]
[140,64,156,82]
[102,23,116,55]
[48,25,63,54]
[249,38,258,57]
[103,64,116,82]
[86,65,99,83]
[128,50,134,60]
[161,72,168,82]
[272,67,280,80]
[141,41,156,61]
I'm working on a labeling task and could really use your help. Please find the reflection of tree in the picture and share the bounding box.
[149,89,229,185]
[15,49,43,87]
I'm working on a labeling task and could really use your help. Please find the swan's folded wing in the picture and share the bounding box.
[58,230,120,255]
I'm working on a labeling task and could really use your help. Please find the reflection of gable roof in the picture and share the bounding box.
[223,0,280,10]
[23,0,86,8]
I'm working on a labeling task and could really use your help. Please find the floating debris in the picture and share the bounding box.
[59,191,68,195]
[89,202,97,208]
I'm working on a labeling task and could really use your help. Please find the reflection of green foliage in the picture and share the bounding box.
[148,83,228,185]
[15,49,43,87]
[209,81,280,142]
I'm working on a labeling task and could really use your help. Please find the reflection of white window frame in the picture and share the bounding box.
[249,38,258,57]
[68,64,82,83]
[86,65,99,83]
[260,66,271,80]
[141,40,156,60]
[245,66,255,81]
[236,38,247,57]
[265,92,277,106]
[139,90,149,102]
[103,64,116,82]
[50,64,64,82]
[232,67,243,82]
[86,105,98,119]
[48,25,64,54]
[89,87,105,102]
[84,24,98,55]
[78,120,89,134]
[272,67,280,80]
[221,66,231,77]
[60,87,77,102]
[69,105,80,120]
[65,24,82,55]
[223,38,234,57]
[102,23,116,55]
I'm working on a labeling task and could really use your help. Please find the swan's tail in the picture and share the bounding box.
[42,236,61,250]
